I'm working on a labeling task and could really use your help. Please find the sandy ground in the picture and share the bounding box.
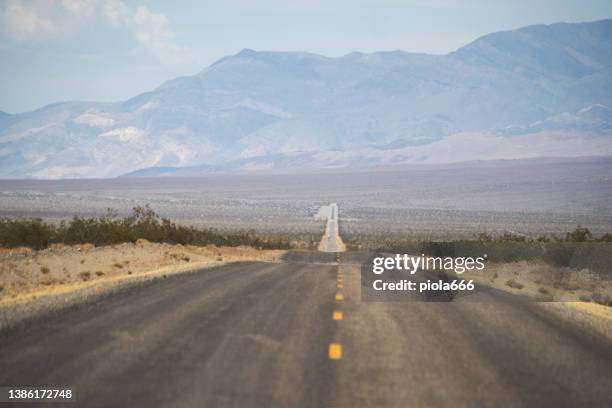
[462,260,612,301]
[317,233,327,252]
[0,240,284,306]
[335,235,347,252]
[460,260,612,320]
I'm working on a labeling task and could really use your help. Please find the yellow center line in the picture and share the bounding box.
[335,292,344,301]
[333,311,343,320]
[329,343,342,360]
[337,283,344,289]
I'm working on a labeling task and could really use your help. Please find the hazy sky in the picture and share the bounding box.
[1,0,611,113]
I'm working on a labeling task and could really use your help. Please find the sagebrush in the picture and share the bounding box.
[0,206,291,250]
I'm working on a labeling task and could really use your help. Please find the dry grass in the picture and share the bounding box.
[0,241,284,303]
[0,247,32,256]
[506,279,524,290]
[461,260,612,305]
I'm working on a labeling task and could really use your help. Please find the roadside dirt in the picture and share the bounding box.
[463,261,610,301]
[461,260,612,321]
[0,240,284,305]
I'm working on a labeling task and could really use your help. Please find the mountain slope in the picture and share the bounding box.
[1,20,611,178]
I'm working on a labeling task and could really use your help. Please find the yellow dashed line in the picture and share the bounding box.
[330,264,344,361]
[329,343,342,360]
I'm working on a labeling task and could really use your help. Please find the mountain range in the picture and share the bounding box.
[1,19,612,178]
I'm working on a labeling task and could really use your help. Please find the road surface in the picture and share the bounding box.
[321,203,341,252]
[1,250,611,407]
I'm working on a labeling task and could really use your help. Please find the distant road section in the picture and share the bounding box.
[319,203,346,252]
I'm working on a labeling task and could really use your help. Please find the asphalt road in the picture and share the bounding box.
[1,251,612,407]
[323,203,339,252]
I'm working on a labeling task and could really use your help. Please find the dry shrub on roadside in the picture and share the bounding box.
[79,271,92,281]
[40,266,50,274]
[168,253,190,262]
[591,292,612,307]
[535,293,554,302]
[0,247,32,256]
[506,279,524,290]
[1,206,291,251]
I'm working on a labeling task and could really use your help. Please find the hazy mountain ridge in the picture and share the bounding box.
[1,20,611,178]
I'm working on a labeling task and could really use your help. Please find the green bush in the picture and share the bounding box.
[0,206,291,250]
[542,242,574,267]
[565,225,592,242]
[0,218,57,249]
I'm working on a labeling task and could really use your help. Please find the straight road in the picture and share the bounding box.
[1,251,611,407]
[321,203,340,252]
